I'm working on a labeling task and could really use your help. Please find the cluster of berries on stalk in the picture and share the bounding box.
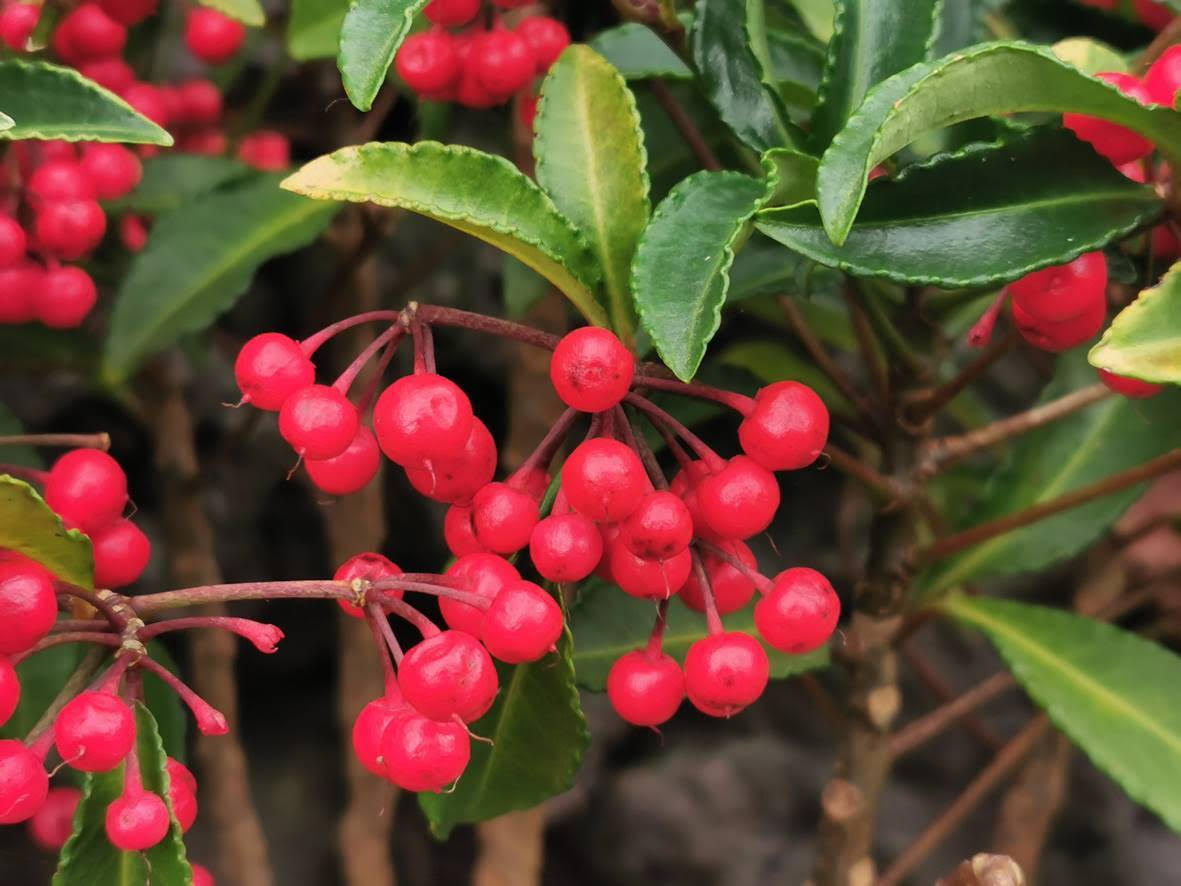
[396,0,569,119]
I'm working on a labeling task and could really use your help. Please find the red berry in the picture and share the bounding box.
[78,57,136,94]
[176,79,224,125]
[352,694,408,776]
[0,657,19,726]
[381,710,470,792]
[441,553,519,635]
[480,580,562,663]
[165,756,197,795]
[471,482,539,554]
[1097,368,1163,398]
[34,266,98,329]
[1146,45,1181,107]
[397,31,461,95]
[123,82,171,126]
[105,788,170,851]
[0,558,57,656]
[237,130,290,171]
[738,381,830,471]
[35,201,107,260]
[549,327,635,413]
[683,631,769,717]
[456,65,501,109]
[0,4,39,51]
[696,456,780,541]
[1011,292,1106,352]
[234,332,316,411]
[1008,252,1107,324]
[180,128,228,155]
[192,864,215,886]
[680,541,757,616]
[28,785,80,850]
[516,17,570,72]
[56,4,126,62]
[469,29,537,98]
[398,630,499,723]
[373,373,474,466]
[607,649,684,727]
[120,214,149,252]
[621,490,693,561]
[518,94,539,131]
[609,541,691,599]
[561,437,649,523]
[79,144,142,200]
[0,740,48,824]
[0,262,42,324]
[1135,0,1174,29]
[46,448,128,533]
[28,162,96,205]
[166,767,197,832]
[529,512,602,583]
[98,0,157,26]
[423,0,480,26]
[278,384,359,460]
[333,551,402,619]
[54,690,135,772]
[1063,73,1154,164]
[404,418,496,504]
[443,505,489,557]
[307,425,381,496]
[754,567,839,654]
[90,518,151,588]
[185,8,246,64]
[0,217,27,268]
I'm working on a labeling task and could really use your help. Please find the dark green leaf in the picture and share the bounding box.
[786,0,834,40]
[943,595,1181,832]
[105,155,252,215]
[337,0,428,111]
[0,645,83,740]
[588,22,691,80]
[1089,260,1181,385]
[287,0,347,59]
[935,0,1003,55]
[0,475,93,588]
[104,174,339,384]
[197,0,263,24]
[767,27,826,114]
[727,232,845,304]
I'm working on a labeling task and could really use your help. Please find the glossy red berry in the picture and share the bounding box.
[35,200,107,260]
[352,695,408,776]
[1008,252,1107,324]
[562,437,649,523]
[549,327,635,413]
[381,711,471,792]
[57,4,127,62]
[738,381,829,471]
[79,144,142,200]
[165,756,197,796]
[0,558,57,656]
[237,130,290,171]
[1135,0,1174,29]
[423,0,480,26]
[1011,292,1106,352]
[696,456,780,540]
[1146,45,1181,107]
[90,518,151,588]
[0,216,27,267]
[54,690,135,772]
[481,580,562,663]
[34,266,98,329]
[307,425,381,496]
[234,332,316,411]
[373,373,474,467]
[683,631,769,717]
[46,448,128,533]
[28,162,96,206]
[469,29,537,98]
[166,764,197,832]
[404,418,496,504]
[105,788,170,851]
[398,630,499,723]
[0,262,42,324]
[754,568,840,654]
[443,505,489,557]
[192,864,216,886]
[279,384,359,460]
[1063,73,1154,164]
[471,482,540,554]
[680,541,757,616]
[0,657,19,726]
[609,541,691,599]
[78,56,136,93]
[621,491,693,561]
[185,8,246,64]
[122,82,171,126]
[333,552,402,619]
[397,31,461,95]
[120,214,149,252]
[516,17,571,72]
[176,79,223,125]
[28,785,80,850]
[0,740,48,824]
[1097,369,1163,398]
[0,4,39,51]
[607,650,684,727]
[98,0,156,25]
[518,94,539,131]
[529,512,602,583]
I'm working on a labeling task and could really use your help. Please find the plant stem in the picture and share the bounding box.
[842,287,891,404]
[415,303,562,350]
[823,445,900,501]
[0,463,49,484]
[0,432,110,450]
[890,672,1017,757]
[850,284,926,376]
[900,645,1005,751]
[631,373,753,413]
[1136,13,1181,71]
[23,647,105,745]
[647,79,721,171]
[12,632,121,664]
[334,323,405,395]
[624,393,725,469]
[904,332,1019,424]
[131,580,353,615]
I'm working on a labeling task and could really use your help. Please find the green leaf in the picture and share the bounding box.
[0,645,83,740]
[0,60,172,145]
[282,142,607,325]
[287,0,347,59]
[787,0,835,41]
[817,41,1181,245]
[337,0,428,111]
[197,0,264,25]
[103,174,339,384]
[1051,37,1127,76]
[535,46,649,342]
[588,22,692,80]
[1089,261,1181,385]
[693,0,799,152]
[0,475,93,589]
[942,595,1181,832]
[54,704,192,886]
[571,583,827,690]
[757,127,1163,287]
[809,0,941,149]
[418,631,588,838]
[767,27,826,113]
[105,155,252,215]
[921,352,1181,596]
[716,340,850,414]
[726,231,846,305]
[0,111,12,129]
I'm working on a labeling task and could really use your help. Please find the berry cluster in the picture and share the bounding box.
[395,0,570,116]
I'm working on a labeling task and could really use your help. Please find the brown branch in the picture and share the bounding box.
[904,332,1019,424]
[901,646,1005,752]
[823,445,901,502]
[991,732,1071,882]
[890,672,1017,757]
[0,432,110,451]
[647,79,721,171]
[937,854,1026,886]
[843,287,890,404]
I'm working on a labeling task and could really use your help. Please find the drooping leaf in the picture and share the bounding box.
[54,704,191,886]
[197,0,264,25]
[0,475,94,589]
[757,127,1162,287]
[816,41,1181,245]
[0,111,12,129]
[809,0,941,149]
[287,0,348,59]
[105,155,252,215]
[943,595,1181,832]
[104,174,339,384]
[921,352,1181,596]
[417,631,588,838]
[1089,261,1181,385]
[0,645,83,740]
[0,60,172,145]
[282,142,607,325]
[1051,36,1127,76]
[535,46,649,341]
[337,0,428,111]
[588,22,692,80]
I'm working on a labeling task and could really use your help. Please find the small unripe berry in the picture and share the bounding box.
[469,29,537,98]
[696,456,780,540]
[738,381,829,471]
[621,491,693,561]
[0,739,48,824]
[79,144,142,200]
[562,437,649,523]
[1063,73,1154,164]
[472,482,540,554]
[549,327,635,413]
[28,786,80,850]
[0,558,57,656]
[481,580,562,663]
[0,4,39,51]
[237,130,291,172]
[405,418,496,504]
[423,0,480,26]
[1097,369,1163,398]
[1008,252,1107,324]
[90,518,151,588]
[381,711,471,792]
[607,650,684,727]
[185,8,246,65]
[754,567,840,654]
[333,551,402,619]
[35,200,107,260]
[234,332,316,411]
[307,425,381,496]
[609,541,692,599]
[516,17,571,72]
[398,630,499,723]
[54,690,135,772]
[373,373,474,467]
[679,541,757,616]
[683,631,769,717]
[105,788,170,851]
[279,384,359,460]
[529,512,602,583]
[34,266,98,329]
[0,657,19,726]
[46,447,128,533]
[443,505,489,558]
[352,695,408,776]
[0,216,28,267]
[397,31,461,95]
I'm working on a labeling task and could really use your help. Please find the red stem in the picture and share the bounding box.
[11,632,121,665]
[0,463,50,484]
[414,304,561,350]
[632,374,754,414]
[624,393,725,470]
[130,580,354,615]
[696,539,772,592]
[300,310,401,356]
[375,578,492,609]
[513,408,579,480]
[384,597,442,638]
[646,599,671,656]
[333,323,405,395]
[366,604,402,672]
[688,549,724,635]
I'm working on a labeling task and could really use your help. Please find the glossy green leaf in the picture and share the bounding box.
[0,60,172,145]
[0,475,93,588]
[757,127,1162,287]
[104,175,338,384]
[1052,37,1127,76]
[588,22,691,80]
[197,0,264,25]
[571,584,827,690]
[943,595,1181,832]
[0,645,83,740]
[727,232,845,305]
[817,42,1181,245]
[337,0,428,111]
[768,27,826,112]
[788,0,835,40]
[1089,261,1181,385]
[921,352,1181,596]
[105,155,252,215]
[287,0,347,59]
[282,142,607,325]
[418,631,588,838]
[809,0,941,149]
[54,704,191,886]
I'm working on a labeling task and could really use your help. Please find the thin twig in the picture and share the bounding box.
[843,287,890,404]
[904,332,1019,424]
[901,646,1005,751]
[0,432,110,451]
[648,79,721,171]
[1136,13,1181,72]
[823,445,900,501]
[890,672,1017,757]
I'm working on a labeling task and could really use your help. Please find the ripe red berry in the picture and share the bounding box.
[549,327,635,413]
[79,144,142,200]
[1008,252,1107,324]
[481,580,562,663]
[0,657,19,726]
[57,4,127,62]
[180,127,228,155]
[0,740,48,824]
[0,262,42,324]
[78,57,136,93]
[469,29,537,98]
[404,418,496,504]
[237,130,291,172]
[397,31,461,95]
[0,217,27,268]
[754,567,840,654]
[0,3,39,51]
[518,93,539,131]
[696,456,780,541]
[35,200,107,260]
[562,437,649,523]
[165,761,197,832]
[0,558,57,655]
[54,690,135,772]
[185,8,246,64]
[1063,73,1154,164]
[176,78,223,125]
[352,694,408,776]
[609,541,692,599]
[90,518,151,588]
[28,785,80,850]
[234,332,316,411]
[1097,368,1163,398]
[122,82,171,126]
[46,448,128,533]
[192,864,215,886]
[607,649,684,727]
[516,17,571,72]
[120,215,149,253]
[621,491,693,561]
[333,551,402,619]
[471,482,540,554]
[738,381,830,471]
[307,425,381,496]
[1011,292,1106,352]
[529,512,602,583]
[165,756,197,795]
[278,384,359,460]
[443,505,489,557]
[456,65,500,109]
[105,788,170,851]
[1135,0,1174,29]
[373,373,474,467]
[98,0,157,26]
[28,162,96,206]
[680,540,757,616]
[683,631,769,717]
[34,266,98,329]
[1146,45,1181,107]
[423,0,480,26]
[398,630,499,723]
[442,554,520,634]
[381,710,471,792]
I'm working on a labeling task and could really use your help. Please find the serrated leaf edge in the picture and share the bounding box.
[1089,260,1181,384]
[336,0,428,111]
[0,474,94,588]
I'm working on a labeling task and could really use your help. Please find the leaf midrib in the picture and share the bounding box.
[572,58,621,311]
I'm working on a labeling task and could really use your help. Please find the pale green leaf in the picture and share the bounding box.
[1089,260,1181,385]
